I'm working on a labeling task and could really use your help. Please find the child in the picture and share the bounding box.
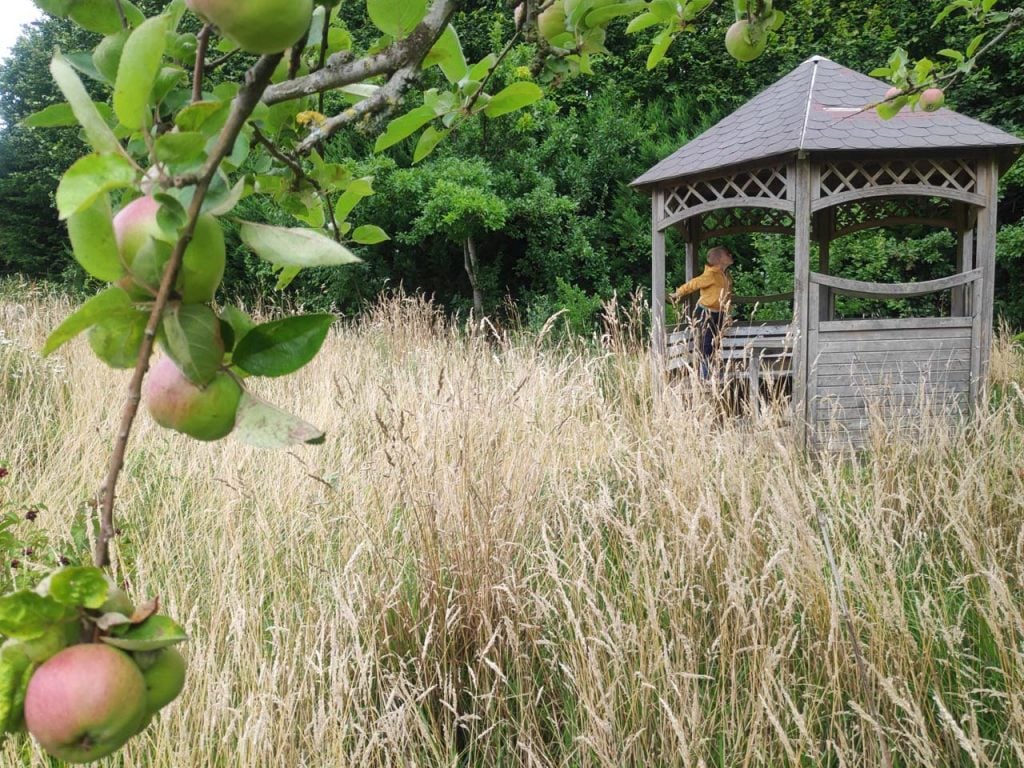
[670,246,734,379]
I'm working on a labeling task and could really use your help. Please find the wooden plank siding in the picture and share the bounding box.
[809,320,972,448]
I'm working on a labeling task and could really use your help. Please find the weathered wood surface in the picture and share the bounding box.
[809,269,982,299]
[818,316,973,333]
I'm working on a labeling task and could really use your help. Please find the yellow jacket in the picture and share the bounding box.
[674,265,732,311]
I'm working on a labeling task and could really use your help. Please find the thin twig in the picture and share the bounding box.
[251,125,342,241]
[94,53,284,568]
[317,5,332,114]
[815,507,893,768]
[193,25,213,104]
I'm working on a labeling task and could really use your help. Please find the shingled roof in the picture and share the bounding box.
[633,56,1024,188]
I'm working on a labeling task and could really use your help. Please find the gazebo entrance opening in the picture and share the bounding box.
[634,57,1022,448]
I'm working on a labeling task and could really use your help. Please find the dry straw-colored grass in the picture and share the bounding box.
[1,288,1023,767]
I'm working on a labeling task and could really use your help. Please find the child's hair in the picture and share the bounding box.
[706,246,730,265]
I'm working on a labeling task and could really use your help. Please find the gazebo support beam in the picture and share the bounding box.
[976,156,999,390]
[818,207,835,321]
[791,159,813,445]
[651,190,667,391]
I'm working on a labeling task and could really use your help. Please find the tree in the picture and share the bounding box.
[0,0,1021,759]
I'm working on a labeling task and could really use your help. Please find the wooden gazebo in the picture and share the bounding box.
[634,56,1023,447]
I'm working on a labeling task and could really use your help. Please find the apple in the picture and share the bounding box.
[144,356,242,441]
[113,195,226,304]
[920,87,945,112]
[25,644,147,764]
[186,0,314,55]
[884,86,902,101]
[138,647,186,713]
[537,3,567,42]
[725,20,766,62]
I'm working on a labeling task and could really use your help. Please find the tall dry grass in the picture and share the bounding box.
[1,289,1023,767]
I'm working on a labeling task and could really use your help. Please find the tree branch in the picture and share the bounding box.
[261,0,458,105]
[295,64,420,153]
[94,53,284,568]
[193,25,213,105]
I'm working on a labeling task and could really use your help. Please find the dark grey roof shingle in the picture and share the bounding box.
[633,56,1024,188]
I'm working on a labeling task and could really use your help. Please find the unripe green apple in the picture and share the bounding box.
[725,20,766,62]
[138,647,186,713]
[920,87,945,112]
[144,356,242,441]
[537,3,567,42]
[186,0,314,54]
[113,196,226,304]
[25,644,147,764]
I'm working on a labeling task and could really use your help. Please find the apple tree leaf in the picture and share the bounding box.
[67,194,123,281]
[238,221,361,272]
[50,50,121,154]
[233,392,325,449]
[0,592,73,642]
[233,314,333,378]
[43,286,137,356]
[367,0,426,38]
[160,304,224,386]
[103,615,187,651]
[483,82,544,118]
[56,152,138,220]
[114,14,170,129]
[47,567,110,610]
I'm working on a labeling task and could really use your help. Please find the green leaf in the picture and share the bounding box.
[352,225,390,245]
[206,177,247,216]
[88,311,149,369]
[585,2,646,26]
[233,392,325,448]
[220,305,257,349]
[50,50,121,154]
[0,645,30,734]
[160,304,224,386]
[868,67,892,77]
[233,314,333,378]
[625,11,661,33]
[67,194,123,281]
[0,592,71,641]
[423,25,468,83]
[103,615,187,651]
[367,0,426,38]
[375,105,437,153]
[483,82,543,119]
[239,221,362,272]
[56,153,137,220]
[33,0,73,14]
[413,125,449,164]
[93,29,129,84]
[114,14,170,129]
[68,0,144,34]
[966,32,985,58]
[937,48,965,62]
[47,567,109,610]
[646,29,674,70]
[154,131,206,165]
[20,102,76,128]
[43,286,136,356]
[876,96,906,120]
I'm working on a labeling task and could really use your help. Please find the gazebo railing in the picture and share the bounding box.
[806,269,984,447]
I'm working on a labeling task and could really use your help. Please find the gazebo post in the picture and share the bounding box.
[791,158,814,444]
[818,207,835,321]
[651,189,667,390]
[976,156,1000,386]
[685,217,699,283]
[952,203,975,317]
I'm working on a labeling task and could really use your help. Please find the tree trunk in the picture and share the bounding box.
[464,236,483,318]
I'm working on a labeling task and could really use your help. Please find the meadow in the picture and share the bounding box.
[1,289,1023,767]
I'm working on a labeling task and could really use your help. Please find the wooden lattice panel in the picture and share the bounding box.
[819,158,976,199]
[662,166,788,221]
[700,206,795,237]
